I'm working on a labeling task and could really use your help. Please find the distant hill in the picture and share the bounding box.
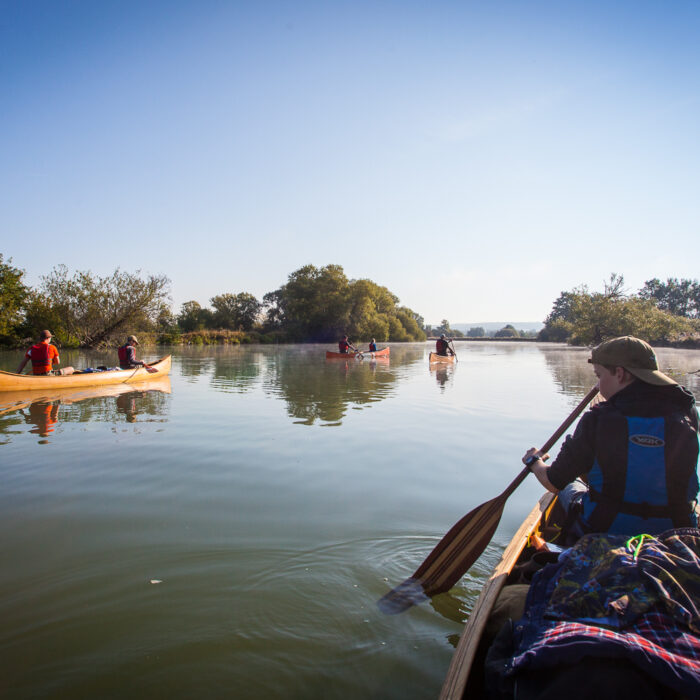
[450,321,544,333]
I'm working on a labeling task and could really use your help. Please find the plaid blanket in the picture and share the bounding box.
[504,529,700,696]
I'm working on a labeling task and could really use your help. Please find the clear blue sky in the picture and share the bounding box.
[2,0,699,325]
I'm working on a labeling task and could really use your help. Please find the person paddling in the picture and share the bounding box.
[435,334,454,357]
[368,338,378,352]
[118,335,148,369]
[338,335,358,354]
[524,335,699,538]
[16,330,61,375]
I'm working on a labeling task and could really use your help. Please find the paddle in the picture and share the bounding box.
[378,385,599,614]
[449,339,458,362]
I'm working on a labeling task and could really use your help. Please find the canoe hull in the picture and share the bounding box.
[0,355,172,392]
[429,352,455,364]
[325,347,390,359]
[439,492,555,699]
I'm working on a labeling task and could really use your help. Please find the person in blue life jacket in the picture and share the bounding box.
[523,335,699,538]
[118,335,146,369]
[368,338,377,352]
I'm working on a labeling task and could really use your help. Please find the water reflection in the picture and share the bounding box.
[430,362,454,391]
[0,377,171,443]
[265,352,397,425]
[539,345,700,400]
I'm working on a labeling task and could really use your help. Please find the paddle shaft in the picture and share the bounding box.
[502,384,600,500]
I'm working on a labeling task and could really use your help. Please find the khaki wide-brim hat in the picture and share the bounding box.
[589,336,676,385]
[127,335,139,345]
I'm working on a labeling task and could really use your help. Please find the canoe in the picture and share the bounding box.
[0,355,172,392]
[325,347,390,359]
[429,351,455,364]
[439,492,556,699]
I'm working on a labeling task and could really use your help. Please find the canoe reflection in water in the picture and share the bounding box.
[430,362,454,391]
[0,377,171,443]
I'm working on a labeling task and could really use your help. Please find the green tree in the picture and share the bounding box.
[467,326,485,337]
[495,324,519,338]
[263,264,427,342]
[639,278,700,318]
[211,292,261,331]
[539,274,698,345]
[178,301,213,332]
[264,264,352,341]
[36,266,171,347]
[0,255,29,344]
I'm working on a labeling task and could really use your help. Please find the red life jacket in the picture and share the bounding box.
[118,344,133,368]
[338,340,350,353]
[436,339,449,355]
[29,342,57,375]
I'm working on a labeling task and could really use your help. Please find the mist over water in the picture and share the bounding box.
[1,343,699,699]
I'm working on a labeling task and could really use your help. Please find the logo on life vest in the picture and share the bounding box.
[630,434,665,447]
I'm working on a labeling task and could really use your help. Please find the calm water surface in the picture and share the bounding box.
[1,342,699,699]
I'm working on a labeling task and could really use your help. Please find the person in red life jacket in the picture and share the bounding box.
[523,336,699,539]
[118,335,146,369]
[435,334,454,356]
[16,330,60,375]
[338,335,358,354]
[368,338,378,352]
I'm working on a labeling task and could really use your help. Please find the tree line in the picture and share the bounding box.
[538,274,700,345]
[0,257,426,348]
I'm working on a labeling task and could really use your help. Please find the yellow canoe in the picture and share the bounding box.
[0,355,172,392]
[429,352,455,364]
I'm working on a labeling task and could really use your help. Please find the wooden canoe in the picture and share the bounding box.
[429,351,455,364]
[325,347,390,359]
[440,496,700,699]
[0,355,172,392]
[439,491,557,700]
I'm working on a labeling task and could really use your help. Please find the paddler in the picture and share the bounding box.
[523,335,699,538]
[16,330,61,375]
[338,335,358,354]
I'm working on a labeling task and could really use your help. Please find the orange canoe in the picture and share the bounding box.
[325,347,390,359]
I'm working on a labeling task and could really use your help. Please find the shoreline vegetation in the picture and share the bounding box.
[2,258,699,350]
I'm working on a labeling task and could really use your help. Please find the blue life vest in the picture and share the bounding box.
[581,411,699,535]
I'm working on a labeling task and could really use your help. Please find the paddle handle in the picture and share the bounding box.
[503,385,599,499]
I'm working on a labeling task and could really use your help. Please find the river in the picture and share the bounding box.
[1,342,699,699]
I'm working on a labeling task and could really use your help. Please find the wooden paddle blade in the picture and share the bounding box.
[378,494,507,613]
[414,494,507,595]
[377,577,430,615]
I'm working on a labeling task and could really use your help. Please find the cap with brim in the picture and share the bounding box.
[127,335,139,345]
[588,336,676,386]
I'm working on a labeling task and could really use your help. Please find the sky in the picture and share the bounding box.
[2,0,699,326]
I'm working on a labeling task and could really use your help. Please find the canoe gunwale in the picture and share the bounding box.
[439,492,556,700]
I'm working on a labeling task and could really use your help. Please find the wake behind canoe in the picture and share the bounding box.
[0,355,172,392]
